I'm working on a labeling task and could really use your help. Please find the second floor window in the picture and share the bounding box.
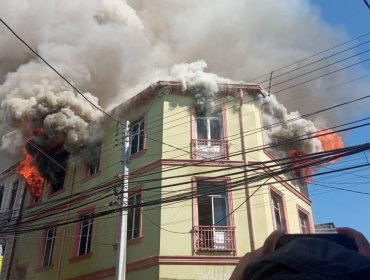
[198,184,228,226]
[130,118,145,156]
[193,182,235,253]
[86,145,101,177]
[42,227,56,267]
[196,109,222,140]
[127,192,142,240]
[87,158,100,176]
[193,108,228,160]
[78,214,94,256]
[271,191,286,231]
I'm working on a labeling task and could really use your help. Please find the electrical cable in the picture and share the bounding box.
[0,17,121,124]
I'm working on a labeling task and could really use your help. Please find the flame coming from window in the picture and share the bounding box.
[16,149,45,198]
[315,129,344,157]
[288,130,344,184]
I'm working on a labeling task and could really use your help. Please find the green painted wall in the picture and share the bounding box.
[9,90,314,280]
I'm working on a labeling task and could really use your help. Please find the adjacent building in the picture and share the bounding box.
[7,82,314,279]
[0,164,26,280]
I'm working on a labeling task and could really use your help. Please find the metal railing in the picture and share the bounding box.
[191,139,229,160]
[193,225,236,254]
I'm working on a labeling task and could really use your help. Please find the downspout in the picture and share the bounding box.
[239,89,255,251]
[56,164,76,280]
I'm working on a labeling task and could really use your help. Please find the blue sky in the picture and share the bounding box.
[309,0,370,237]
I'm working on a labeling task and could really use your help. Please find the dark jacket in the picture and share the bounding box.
[242,238,370,280]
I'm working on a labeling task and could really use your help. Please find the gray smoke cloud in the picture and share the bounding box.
[0,0,369,171]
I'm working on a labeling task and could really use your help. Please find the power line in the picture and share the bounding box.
[0,16,120,124]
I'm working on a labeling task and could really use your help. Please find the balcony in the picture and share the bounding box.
[193,226,236,254]
[191,139,229,160]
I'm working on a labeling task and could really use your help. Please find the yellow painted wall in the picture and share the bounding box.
[159,264,235,280]
[9,89,314,280]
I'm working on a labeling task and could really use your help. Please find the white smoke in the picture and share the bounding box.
[258,94,322,154]
[0,0,369,170]
[167,61,323,154]
[0,63,103,153]
[169,60,236,112]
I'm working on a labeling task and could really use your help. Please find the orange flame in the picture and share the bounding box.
[16,149,45,197]
[316,129,344,151]
[288,150,312,183]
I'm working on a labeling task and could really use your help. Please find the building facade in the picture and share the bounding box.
[0,165,26,280]
[8,82,314,279]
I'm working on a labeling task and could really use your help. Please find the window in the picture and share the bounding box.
[196,109,222,140]
[7,181,18,221]
[298,210,310,233]
[0,186,4,208]
[42,227,56,267]
[50,182,63,194]
[86,145,101,177]
[0,243,6,257]
[198,184,228,227]
[193,108,228,160]
[271,190,286,231]
[78,214,94,256]
[130,118,145,156]
[8,181,18,211]
[194,182,235,253]
[33,196,40,204]
[87,158,100,177]
[127,192,142,240]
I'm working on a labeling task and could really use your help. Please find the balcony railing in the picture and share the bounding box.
[193,225,236,254]
[191,139,229,160]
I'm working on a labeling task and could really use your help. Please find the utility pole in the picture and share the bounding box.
[116,120,130,280]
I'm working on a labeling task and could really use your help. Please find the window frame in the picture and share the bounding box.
[77,213,94,256]
[87,158,100,177]
[297,205,312,234]
[191,177,236,255]
[190,106,229,161]
[70,206,95,262]
[85,145,102,178]
[41,227,56,268]
[127,186,143,244]
[196,115,223,141]
[8,180,19,211]
[129,116,147,159]
[269,186,288,232]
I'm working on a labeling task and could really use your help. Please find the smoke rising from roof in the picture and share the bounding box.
[0,0,369,170]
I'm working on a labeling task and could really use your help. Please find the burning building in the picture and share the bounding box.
[4,78,333,280]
